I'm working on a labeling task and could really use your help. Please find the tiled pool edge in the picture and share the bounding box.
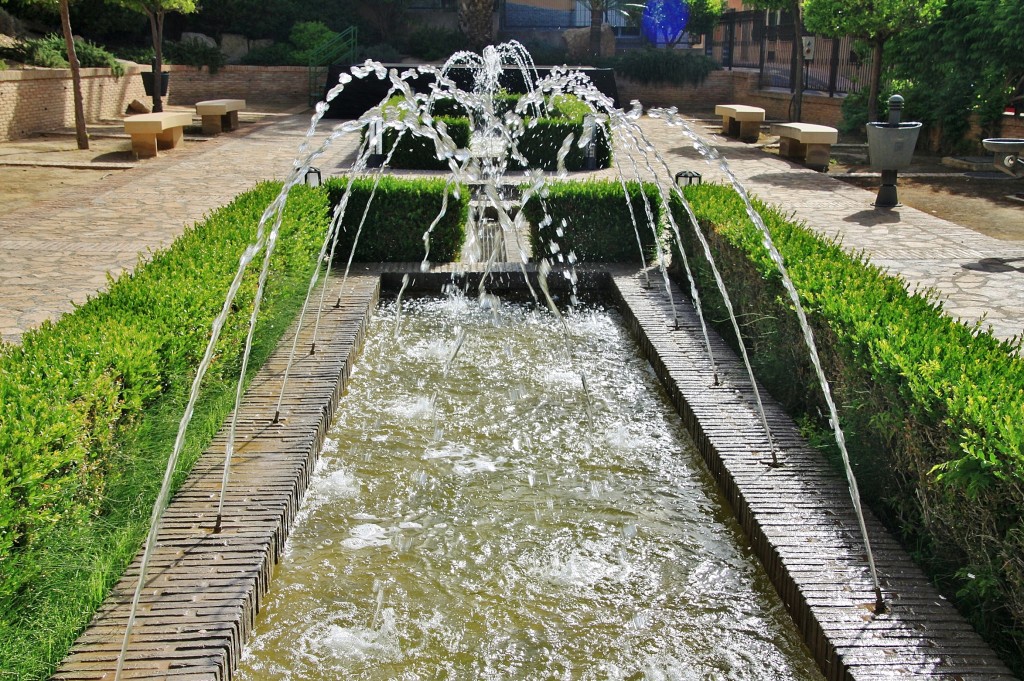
[54,265,1016,680]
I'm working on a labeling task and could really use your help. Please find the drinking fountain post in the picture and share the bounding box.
[875,95,905,208]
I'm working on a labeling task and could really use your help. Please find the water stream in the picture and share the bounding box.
[234,295,823,680]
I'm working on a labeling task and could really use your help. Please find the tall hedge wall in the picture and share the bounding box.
[522,180,662,263]
[325,176,468,262]
[672,183,1024,674]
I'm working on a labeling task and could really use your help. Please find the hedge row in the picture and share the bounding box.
[522,180,662,263]
[379,94,612,172]
[672,183,1024,674]
[325,176,468,262]
[0,183,329,678]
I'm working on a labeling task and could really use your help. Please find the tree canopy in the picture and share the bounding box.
[803,0,945,122]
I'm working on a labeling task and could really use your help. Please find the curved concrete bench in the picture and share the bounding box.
[123,111,193,159]
[715,104,765,142]
[196,99,246,135]
[772,122,839,171]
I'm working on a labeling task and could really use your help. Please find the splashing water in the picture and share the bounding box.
[116,40,880,679]
[234,297,823,680]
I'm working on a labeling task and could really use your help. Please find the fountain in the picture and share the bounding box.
[983,137,1024,178]
[865,94,922,208]
[52,41,1015,681]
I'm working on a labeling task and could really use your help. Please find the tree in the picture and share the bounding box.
[459,0,493,52]
[887,0,1024,149]
[2,0,90,148]
[803,0,944,123]
[110,0,196,112]
[639,0,724,49]
[747,0,805,121]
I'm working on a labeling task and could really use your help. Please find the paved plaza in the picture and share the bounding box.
[1,107,1022,344]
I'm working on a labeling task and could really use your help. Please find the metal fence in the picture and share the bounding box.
[499,0,632,32]
[706,9,870,96]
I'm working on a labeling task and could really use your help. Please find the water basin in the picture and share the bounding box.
[235,295,822,680]
[982,138,1024,154]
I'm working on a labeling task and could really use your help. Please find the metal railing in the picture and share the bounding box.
[706,10,870,97]
[308,26,359,106]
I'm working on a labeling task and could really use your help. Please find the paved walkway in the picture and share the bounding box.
[1,108,1022,344]
[0,109,362,344]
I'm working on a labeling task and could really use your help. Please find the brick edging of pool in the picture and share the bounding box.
[54,265,1016,680]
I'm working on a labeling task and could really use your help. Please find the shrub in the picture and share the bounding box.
[324,176,468,262]
[377,93,611,172]
[289,20,337,63]
[602,49,718,87]
[357,42,403,63]
[240,41,298,66]
[5,34,126,76]
[671,182,1024,674]
[0,183,329,679]
[404,26,468,62]
[522,180,663,263]
[164,37,226,73]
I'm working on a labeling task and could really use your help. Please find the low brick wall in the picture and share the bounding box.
[164,64,308,106]
[0,64,309,142]
[617,68,844,127]
[0,65,149,141]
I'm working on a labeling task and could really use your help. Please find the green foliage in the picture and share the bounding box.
[289,20,336,63]
[803,0,946,42]
[404,26,468,62]
[522,180,663,263]
[0,33,125,75]
[887,0,1024,150]
[0,183,329,679]
[324,176,468,262]
[239,41,297,65]
[601,49,719,87]
[380,115,471,170]
[164,37,225,72]
[357,41,402,63]
[377,93,612,172]
[671,183,1024,674]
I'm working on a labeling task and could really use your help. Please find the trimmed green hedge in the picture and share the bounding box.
[378,93,611,172]
[672,183,1024,674]
[325,176,468,262]
[0,183,329,679]
[522,180,662,263]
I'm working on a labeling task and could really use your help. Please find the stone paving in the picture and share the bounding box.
[0,109,362,344]
[1,108,1022,344]
[628,117,1024,343]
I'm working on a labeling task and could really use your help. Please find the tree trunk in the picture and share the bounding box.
[790,0,803,121]
[150,11,164,113]
[59,0,89,150]
[589,5,603,59]
[867,36,884,123]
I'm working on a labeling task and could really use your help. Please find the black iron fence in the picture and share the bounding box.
[707,10,870,96]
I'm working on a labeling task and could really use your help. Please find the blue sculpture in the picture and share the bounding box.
[641,0,690,46]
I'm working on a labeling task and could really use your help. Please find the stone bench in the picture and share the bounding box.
[772,122,839,171]
[195,99,246,135]
[715,104,765,143]
[123,111,194,159]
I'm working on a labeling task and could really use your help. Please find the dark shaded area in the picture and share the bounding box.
[321,65,620,119]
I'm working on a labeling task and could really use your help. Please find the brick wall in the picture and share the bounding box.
[0,65,309,142]
[0,66,149,141]
[617,68,844,127]
[164,64,308,105]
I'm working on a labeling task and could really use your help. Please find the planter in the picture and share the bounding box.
[142,71,169,97]
[866,121,921,170]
